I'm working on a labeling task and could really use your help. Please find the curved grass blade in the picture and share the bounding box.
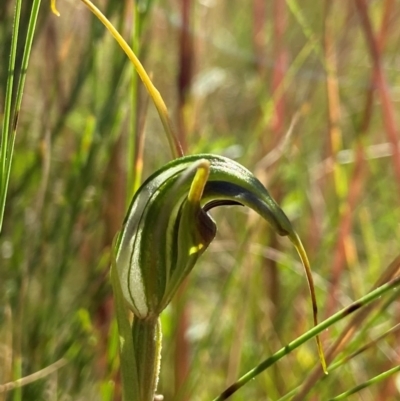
[80,0,182,159]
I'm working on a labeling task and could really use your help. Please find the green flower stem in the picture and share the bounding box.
[132,316,162,401]
[213,274,400,401]
[110,243,139,401]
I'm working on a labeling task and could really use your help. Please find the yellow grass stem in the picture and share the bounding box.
[80,0,183,159]
[50,0,60,16]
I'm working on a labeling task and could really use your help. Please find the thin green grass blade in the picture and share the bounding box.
[286,0,326,63]
[277,321,400,401]
[0,0,22,232]
[110,238,140,401]
[330,322,400,371]
[327,364,400,401]
[13,0,42,116]
[212,274,400,401]
[0,0,42,232]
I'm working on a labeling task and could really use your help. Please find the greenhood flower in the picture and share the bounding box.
[115,153,327,376]
[117,154,307,311]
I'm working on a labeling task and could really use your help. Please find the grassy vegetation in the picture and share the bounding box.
[1,0,400,400]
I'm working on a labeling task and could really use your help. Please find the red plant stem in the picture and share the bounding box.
[354,0,400,193]
[263,1,287,390]
[323,0,350,319]
[296,1,396,395]
[374,5,399,398]
[324,3,342,164]
[325,147,366,318]
[325,0,395,319]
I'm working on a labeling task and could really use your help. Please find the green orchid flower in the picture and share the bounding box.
[113,154,326,401]
[116,154,298,316]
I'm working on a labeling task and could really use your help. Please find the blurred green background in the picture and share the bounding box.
[1,0,400,400]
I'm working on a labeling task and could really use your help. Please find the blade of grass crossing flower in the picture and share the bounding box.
[128,2,153,201]
[110,238,140,401]
[80,0,183,159]
[212,274,400,401]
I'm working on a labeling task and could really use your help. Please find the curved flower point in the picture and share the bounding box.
[115,154,326,371]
